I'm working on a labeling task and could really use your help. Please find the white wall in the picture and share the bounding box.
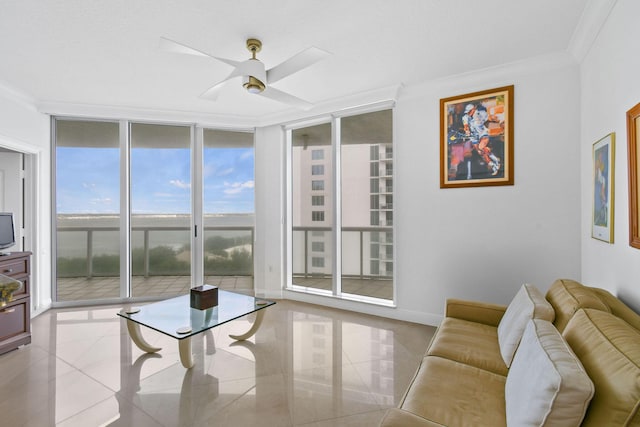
[580,0,640,312]
[254,54,583,325]
[394,59,581,323]
[0,87,51,314]
[254,125,285,299]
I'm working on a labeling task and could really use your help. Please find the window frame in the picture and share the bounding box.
[285,105,395,306]
[51,117,256,306]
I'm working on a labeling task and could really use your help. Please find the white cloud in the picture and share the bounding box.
[89,197,112,205]
[223,180,255,195]
[240,151,254,160]
[82,182,96,189]
[217,168,234,177]
[169,179,191,189]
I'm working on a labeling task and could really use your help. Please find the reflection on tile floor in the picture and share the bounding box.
[0,299,435,426]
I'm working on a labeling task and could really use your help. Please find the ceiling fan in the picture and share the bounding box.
[160,37,330,110]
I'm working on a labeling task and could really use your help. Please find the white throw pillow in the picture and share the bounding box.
[498,283,555,367]
[505,319,594,427]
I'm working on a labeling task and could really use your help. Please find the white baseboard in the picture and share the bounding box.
[282,289,443,327]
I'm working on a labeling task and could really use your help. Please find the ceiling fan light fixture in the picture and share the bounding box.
[243,76,265,94]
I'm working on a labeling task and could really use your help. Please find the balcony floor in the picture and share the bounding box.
[56,276,393,301]
[56,275,253,302]
[292,276,393,300]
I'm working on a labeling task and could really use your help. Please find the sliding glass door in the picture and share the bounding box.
[202,129,255,294]
[53,119,254,303]
[130,123,192,298]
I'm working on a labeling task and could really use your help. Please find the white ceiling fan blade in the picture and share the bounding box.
[260,87,314,110]
[266,46,331,84]
[200,70,242,100]
[159,37,241,68]
[159,36,210,57]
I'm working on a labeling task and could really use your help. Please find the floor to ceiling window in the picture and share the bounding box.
[130,123,192,298]
[53,119,254,303]
[288,108,394,303]
[341,110,393,300]
[291,122,334,293]
[55,119,121,302]
[202,129,255,294]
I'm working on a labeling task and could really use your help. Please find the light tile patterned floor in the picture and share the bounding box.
[0,299,436,426]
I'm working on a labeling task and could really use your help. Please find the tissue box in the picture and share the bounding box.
[190,285,218,310]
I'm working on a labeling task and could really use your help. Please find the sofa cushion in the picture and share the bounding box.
[426,317,508,376]
[379,408,446,427]
[401,356,506,427]
[445,298,507,327]
[497,283,555,367]
[506,319,594,427]
[590,287,640,331]
[562,309,640,427]
[545,279,610,332]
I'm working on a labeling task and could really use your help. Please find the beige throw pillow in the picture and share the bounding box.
[497,283,555,367]
[505,319,594,427]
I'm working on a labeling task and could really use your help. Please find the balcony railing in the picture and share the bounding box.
[292,226,393,280]
[56,225,254,279]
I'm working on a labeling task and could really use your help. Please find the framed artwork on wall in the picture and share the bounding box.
[440,85,514,188]
[627,102,640,249]
[592,133,615,243]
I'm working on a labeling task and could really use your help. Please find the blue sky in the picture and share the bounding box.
[56,147,254,214]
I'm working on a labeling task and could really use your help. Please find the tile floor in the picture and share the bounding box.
[0,298,435,426]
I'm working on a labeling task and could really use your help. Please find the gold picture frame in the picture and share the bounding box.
[627,102,640,249]
[592,133,615,243]
[440,85,514,188]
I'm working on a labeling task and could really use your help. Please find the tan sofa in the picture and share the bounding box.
[380,279,640,427]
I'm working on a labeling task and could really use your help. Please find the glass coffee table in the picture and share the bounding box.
[117,290,275,369]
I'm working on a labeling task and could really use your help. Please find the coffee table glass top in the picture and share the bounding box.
[117,290,275,339]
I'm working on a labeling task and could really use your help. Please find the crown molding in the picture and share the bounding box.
[36,85,402,130]
[257,84,403,128]
[401,50,577,101]
[36,101,258,130]
[567,0,618,62]
[0,80,37,112]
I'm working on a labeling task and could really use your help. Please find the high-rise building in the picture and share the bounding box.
[292,123,393,281]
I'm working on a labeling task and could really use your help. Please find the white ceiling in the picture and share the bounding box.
[0,0,594,124]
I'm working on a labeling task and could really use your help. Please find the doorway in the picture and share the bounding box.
[0,149,24,250]
[0,141,39,311]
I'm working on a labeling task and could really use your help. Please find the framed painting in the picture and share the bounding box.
[440,85,514,188]
[627,102,640,249]
[592,133,615,243]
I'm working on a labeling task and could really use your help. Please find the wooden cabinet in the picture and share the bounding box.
[0,251,32,355]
